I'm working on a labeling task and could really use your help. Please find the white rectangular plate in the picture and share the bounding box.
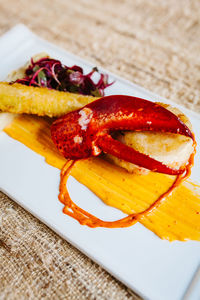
[0,24,200,300]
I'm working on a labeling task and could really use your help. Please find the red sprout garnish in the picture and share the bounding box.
[13,57,114,96]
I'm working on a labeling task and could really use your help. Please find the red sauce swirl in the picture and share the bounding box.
[58,139,196,228]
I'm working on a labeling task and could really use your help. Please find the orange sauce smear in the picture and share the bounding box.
[59,156,194,228]
[4,115,200,240]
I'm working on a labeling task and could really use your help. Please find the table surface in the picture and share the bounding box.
[0,1,200,299]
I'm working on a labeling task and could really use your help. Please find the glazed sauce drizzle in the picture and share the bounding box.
[59,138,196,228]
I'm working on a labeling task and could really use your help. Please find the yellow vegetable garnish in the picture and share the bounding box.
[0,82,98,117]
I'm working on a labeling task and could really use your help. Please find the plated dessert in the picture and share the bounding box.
[1,54,199,239]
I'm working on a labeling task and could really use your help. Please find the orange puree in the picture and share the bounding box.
[4,115,200,241]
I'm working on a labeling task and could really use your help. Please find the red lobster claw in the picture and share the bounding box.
[51,95,194,175]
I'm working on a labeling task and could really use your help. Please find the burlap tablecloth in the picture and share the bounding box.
[0,0,200,299]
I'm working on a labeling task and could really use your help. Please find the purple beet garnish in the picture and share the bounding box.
[14,57,114,97]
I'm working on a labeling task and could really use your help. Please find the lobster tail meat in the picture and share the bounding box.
[51,95,194,175]
[97,134,185,175]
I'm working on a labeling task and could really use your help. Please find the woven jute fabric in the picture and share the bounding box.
[0,0,200,299]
